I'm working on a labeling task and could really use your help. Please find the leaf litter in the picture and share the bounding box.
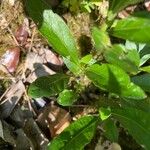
[0,0,71,149]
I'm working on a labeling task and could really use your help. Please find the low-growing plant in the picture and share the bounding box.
[26,0,150,149]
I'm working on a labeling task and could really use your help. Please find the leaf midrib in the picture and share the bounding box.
[63,117,99,149]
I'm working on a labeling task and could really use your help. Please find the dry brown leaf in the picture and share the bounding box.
[24,52,55,83]
[37,104,71,137]
[145,1,150,11]
[0,47,20,73]
[15,18,29,46]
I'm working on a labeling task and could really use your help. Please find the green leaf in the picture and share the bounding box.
[110,13,150,43]
[57,89,77,106]
[138,44,150,66]
[80,54,96,66]
[103,119,118,142]
[86,64,146,99]
[112,107,150,150]
[140,66,150,73]
[131,73,150,92]
[28,74,69,98]
[140,54,150,66]
[63,57,81,74]
[48,115,99,150]
[99,107,111,120]
[104,44,140,73]
[26,0,80,73]
[92,27,111,51]
[109,0,143,14]
[121,98,150,113]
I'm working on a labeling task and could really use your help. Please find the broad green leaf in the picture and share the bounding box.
[110,14,150,43]
[140,66,150,73]
[86,64,146,99]
[99,107,111,120]
[48,115,99,150]
[104,45,140,73]
[28,74,69,98]
[131,73,150,92]
[109,0,143,14]
[26,0,80,73]
[57,89,77,106]
[112,107,150,150]
[103,119,118,142]
[92,27,111,51]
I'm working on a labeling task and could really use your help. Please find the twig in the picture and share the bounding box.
[7,26,19,46]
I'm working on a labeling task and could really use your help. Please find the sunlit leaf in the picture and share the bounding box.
[86,64,146,99]
[48,115,100,150]
[110,13,150,43]
[57,89,77,106]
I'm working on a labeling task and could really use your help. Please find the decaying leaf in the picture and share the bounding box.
[24,48,63,83]
[145,1,150,11]
[0,120,16,147]
[37,104,71,137]
[23,118,49,150]
[15,18,29,45]
[24,52,55,83]
[0,80,25,119]
[15,129,33,150]
[0,47,20,73]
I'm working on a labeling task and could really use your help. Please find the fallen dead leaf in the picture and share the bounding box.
[37,103,71,138]
[15,18,29,46]
[0,80,25,119]
[0,47,20,73]
[23,118,49,150]
[145,0,150,11]
[24,52,55,83]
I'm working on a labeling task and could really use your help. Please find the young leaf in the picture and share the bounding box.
[86,64,146,99]
[102,119,118,142]
[140,66,150,73]
[112,107,150,150]
[131,73,150,92]
[110,13,150,43]
[104,44,140,73]
[99,107,111,121]
[80,54,96,66]
[57,89,77,106]
[26,0,80,72]
[92,27,111,51]
[109,0,143,14]
[48,115,100,150]
[28,74,69,98]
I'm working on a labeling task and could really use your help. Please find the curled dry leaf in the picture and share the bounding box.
[15,18,29,45]
[0,47,20,73]
[37,104,71,137]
